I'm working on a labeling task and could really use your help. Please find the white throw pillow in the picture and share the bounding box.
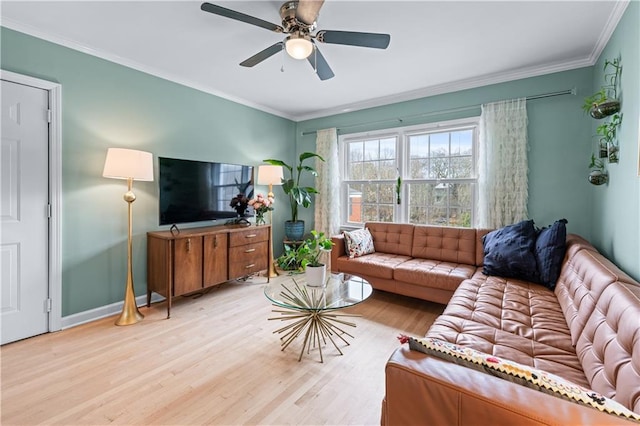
[343,228,375,259]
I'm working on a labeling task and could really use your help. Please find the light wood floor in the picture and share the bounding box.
[1,274,444,425]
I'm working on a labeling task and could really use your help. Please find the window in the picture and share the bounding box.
[340,118,478,228]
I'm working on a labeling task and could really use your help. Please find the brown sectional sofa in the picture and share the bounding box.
[330,223,640,425]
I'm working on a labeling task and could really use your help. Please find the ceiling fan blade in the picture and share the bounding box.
[240,42,284,67]
[201,2,284,33]
[295,0,325,26]
[316,30,390,49]
[307,45,334,81]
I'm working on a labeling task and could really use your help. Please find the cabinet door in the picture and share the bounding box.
[204,233,228,286]
[173,236,203,296]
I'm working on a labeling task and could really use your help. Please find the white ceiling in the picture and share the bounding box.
[1,1,628,121]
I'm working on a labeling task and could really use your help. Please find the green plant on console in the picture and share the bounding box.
[263,152,325,222]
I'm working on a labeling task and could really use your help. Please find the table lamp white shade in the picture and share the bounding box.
[103,148,154,181]
[257,165,284,186]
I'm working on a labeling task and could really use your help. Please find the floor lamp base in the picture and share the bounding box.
[115,306,144,326]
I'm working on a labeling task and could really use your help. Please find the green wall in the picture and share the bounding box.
[589,1,640,281]
[1,27,296,316]
[296,68,596,243]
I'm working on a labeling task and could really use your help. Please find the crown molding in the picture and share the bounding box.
[295,57,593,121]
[1,18,296,121]
[587,0,630,64]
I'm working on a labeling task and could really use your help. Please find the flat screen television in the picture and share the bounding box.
[158,157,254,226]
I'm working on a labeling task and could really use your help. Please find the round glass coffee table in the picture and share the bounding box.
[264,273,373,362]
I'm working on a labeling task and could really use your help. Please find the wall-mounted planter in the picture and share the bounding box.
[589,100,621,119]
[588,170,608,185]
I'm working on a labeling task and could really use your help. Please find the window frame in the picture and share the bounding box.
[339,117,479,229]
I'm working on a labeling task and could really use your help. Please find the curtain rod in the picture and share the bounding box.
[300,88,576,136]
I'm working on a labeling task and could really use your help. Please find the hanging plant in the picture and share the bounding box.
[596,113,622,163]
[583,58,622,119]
[588,153,608,186]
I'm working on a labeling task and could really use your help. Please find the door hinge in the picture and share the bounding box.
[47,203,52,219]
[46,298,52,313]
[47,109,52,123]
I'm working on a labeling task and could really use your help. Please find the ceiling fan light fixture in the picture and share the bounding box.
[285,33,313,60]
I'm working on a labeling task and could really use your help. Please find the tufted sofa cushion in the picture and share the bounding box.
[394,259,476,292]
[334,252,411,280]
[411,225,477,265]
[366,222,414,257]
[575,281,640,413]
[425,276,590,387]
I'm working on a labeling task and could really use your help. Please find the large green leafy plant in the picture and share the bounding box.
[263,152,325,222]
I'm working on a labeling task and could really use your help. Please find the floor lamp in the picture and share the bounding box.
[257,165,283,278]
[103,148,154,326]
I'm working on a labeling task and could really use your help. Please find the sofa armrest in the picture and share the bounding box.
[384,347,636,426]
[330,235,345,273]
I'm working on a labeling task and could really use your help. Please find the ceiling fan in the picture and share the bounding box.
[200,1,391,81]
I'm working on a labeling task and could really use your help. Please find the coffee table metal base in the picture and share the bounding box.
[268,282,360,362]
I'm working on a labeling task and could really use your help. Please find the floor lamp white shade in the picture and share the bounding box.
[103,147,154,326]
[103,148,154,181]
[257,165,284,188]
[257,165,283,278]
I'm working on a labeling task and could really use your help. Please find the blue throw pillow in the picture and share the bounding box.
[482,220,539,282]
[535,219,568,290]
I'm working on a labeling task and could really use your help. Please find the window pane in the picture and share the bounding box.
[347,184,363,222]
[379,183,394,204]
[362,161,378,179]
[430,133,449,157]
[380,138,396,159]
[410,158,428,179]
[364,140,379,160]
[407,182,472,228]
[409,134,429,158]
[451,130,472,156]
[349,162,364,180]
[379,160,396,179]
[349,142,363,161]
[450,156,472,178]
[430,157,449,179]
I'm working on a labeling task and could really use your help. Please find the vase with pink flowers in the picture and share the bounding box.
[248,193,274,225]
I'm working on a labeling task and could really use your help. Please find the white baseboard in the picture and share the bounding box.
[60,293,165,329]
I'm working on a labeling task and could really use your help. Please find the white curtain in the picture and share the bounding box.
[314,128,341,237]
[478,98,529,229]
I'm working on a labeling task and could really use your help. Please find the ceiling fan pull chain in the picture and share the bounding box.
[281,44,285,73]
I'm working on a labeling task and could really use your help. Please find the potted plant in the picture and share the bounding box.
[299,230,334,287]
[588,153,608,186]
[263,152,325,241]
[583,58,621,119]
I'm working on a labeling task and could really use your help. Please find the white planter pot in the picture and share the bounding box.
[305,264,327,287]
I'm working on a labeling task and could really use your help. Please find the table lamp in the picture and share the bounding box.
[257,165,284,278]
[103,148,154,326]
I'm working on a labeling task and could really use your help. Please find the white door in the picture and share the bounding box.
[1,80,50,344]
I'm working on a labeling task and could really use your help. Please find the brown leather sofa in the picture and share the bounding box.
[330,223,640,424]
[331,222,488,305]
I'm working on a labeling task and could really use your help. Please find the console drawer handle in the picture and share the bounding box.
[245,234,257,238]
[245,264,255,269]
[244,248,256,253]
